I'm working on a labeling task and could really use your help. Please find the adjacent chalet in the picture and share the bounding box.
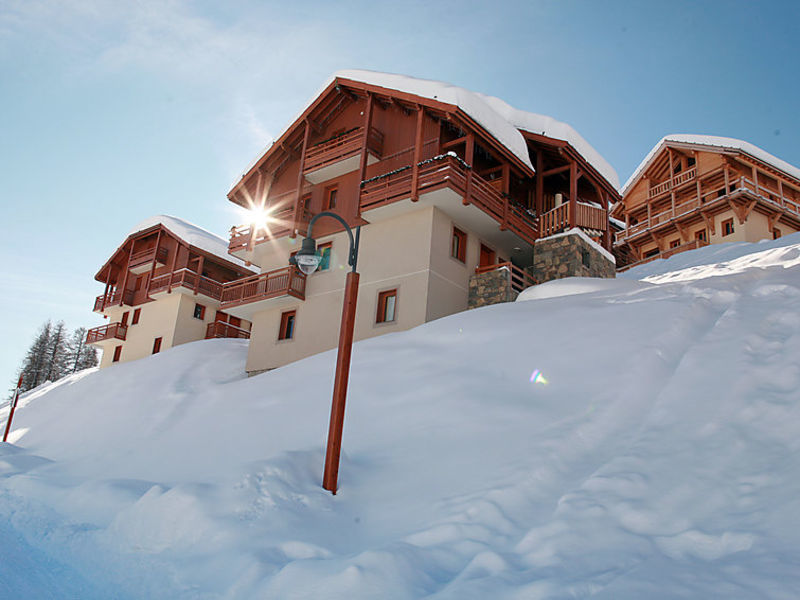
[613,135,800,269]
[223,70,620,375]
[87,216,255,367]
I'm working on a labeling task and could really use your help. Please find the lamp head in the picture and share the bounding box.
[290,236,321,275]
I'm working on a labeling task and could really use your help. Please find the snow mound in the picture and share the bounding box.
[516,276,653,301]
[3,238,800,598]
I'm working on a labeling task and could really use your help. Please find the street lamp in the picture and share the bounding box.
[290,211,361,494]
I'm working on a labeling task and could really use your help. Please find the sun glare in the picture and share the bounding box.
[248,205,275,233]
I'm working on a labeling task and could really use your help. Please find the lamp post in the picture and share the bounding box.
[290,211,361,494]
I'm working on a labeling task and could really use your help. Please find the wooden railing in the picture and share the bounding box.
[648,167,697,199]
[205,321,250,340]
[304,126,384,174]
[617,238,710,272]
[475,262,536,294]
[93,289,135,311]
[220,266,306,309]
[130,246,168,269]
[229,206,315,254]
[149,269,224,300]
[85,322,127,344]
[539,202,608,237]
[736,177,800,216]
[360,153,540,245]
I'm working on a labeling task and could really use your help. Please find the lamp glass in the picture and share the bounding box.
[296,254,321,275]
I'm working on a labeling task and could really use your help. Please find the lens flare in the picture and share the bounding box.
[529,369,548,385]
[248,205,275,233]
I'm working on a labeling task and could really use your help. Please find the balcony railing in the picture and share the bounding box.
[149,269,224,300]
[474,262,536,294]
[129,246,169,269]
[617,238,710,272]
[648,167,697,199]
[229,205,315,254]
[360,153,540,245]
[303,126,384,175]
[93,289,135,312]
[220,266,306,310]
[205,321,250,340]
[539,201,608,237]
[85,322,127,344]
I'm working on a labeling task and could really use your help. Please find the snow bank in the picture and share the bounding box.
[128,215,253,271]
[516,276,653,302]
[3,239,800,598]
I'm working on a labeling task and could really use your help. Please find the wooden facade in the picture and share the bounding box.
[613,139,800,270]
[227,76,620,279]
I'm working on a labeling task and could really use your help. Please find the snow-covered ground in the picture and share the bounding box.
[3,234,800,598]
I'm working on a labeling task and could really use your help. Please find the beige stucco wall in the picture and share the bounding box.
[242,204,511,373]
[96,291,221,368]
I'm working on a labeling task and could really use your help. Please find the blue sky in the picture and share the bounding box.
[1,0,798,388]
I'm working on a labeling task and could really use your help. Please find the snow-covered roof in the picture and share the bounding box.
[237,70,619,189]
[128,215,253,271]
[621,134,800,196]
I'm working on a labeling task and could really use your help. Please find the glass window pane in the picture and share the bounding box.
[385,295,396,322]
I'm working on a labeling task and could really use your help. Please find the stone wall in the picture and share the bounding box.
[533,231,616,284]
[468,268,517,309]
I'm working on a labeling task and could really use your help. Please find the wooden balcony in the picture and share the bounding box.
[539,202,608,237]
[648,166,697,199]
[220,266,306,311]
[129,246,169,274]
[93,289,135,312]
[149,269,224,300]
[617,238,710,272]
[229,205,315,254]
[474,262,536,294]
[360,153,540,245]
[85,322,127,344]
[205,321,250,340]
[303,127,384,184]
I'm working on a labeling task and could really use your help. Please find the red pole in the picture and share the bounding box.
[2,375,23,443]
[322,271,360,494]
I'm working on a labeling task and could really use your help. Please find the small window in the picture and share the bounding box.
[451,227,466,262]
[722,218,734,236]
[670,239,681,249]
[581,249,591,267]
[377,289,397,323]
[695,229,707,242]
[134,276,143,291]
[152,337,162,354]
[318,242,332,271]
[324,186,338,211]
[132,308,141,325]
[644,248,660,258]
[193,303,206,320]
[112,345,122,362]
[279,310,296,340]
[215,310,227,323]
[229,316,242,328]
[773,228,782,240]
[687,157,696,167]
[121,311,130,326]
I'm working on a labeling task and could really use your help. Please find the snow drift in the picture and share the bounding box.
[3,234,800,598]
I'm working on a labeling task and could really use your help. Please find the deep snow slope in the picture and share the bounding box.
[2,234,800,599]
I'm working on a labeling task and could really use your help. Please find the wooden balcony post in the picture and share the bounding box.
[752,166,759,195]
[501,163,510,231]
[667,148,676,215]
[292,120,311,236]
[569,161,577,228]
[601,191,610,249]
[357,93,374,214]
[535,151,543,215]
[118,243,134,306]
[464,133,474,206]
[778,179,784,205]
[410,105,424,202]
[145,229,162,298]
[166,239,180,293]
[194,255,204,295]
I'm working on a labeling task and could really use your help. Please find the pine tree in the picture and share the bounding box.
[43,321,68,383]
[68,328,98,371]
[19,321,52,392]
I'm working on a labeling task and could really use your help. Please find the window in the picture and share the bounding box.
[121,311,129,326]
[152,337,162,354]
[132,308,141,325]
[687,156,696,167]
[134,276,143,291]
[773,228,782,240]
[318,242,332,271]
[229,316,242,328]
[722,218,734,236]
[215,310,227,323]
[451,227,466,262]
[695,229,707,242]
[279,310,296,340]
[581,249,591,267]
[324,186,338,211]
[644,248,660,258]
[112,345,122,362]
[193,303,205,320]
[670,239,681,249]
[376,289,397,323]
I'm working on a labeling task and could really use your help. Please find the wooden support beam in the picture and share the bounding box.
[601,191,611,250]
[144,228,162,298]
[700,211,716,236]
[410,104,424,202]
[119,243,134,306]
[441,136,467,150]
[535,151,544,215]
[741,199,757,223]
[569,161,577,228]
[668,148,676,214]
[675,221,690,243]
[778,179,785,206]
[291,120,311,236]
[166,238,180,293]
[540,164,571,178]
[464,133,474,206]
[501,163,510,231]
[356,93,374,214]
[194,255,204,295]
[753,165,759,195]
[767,210,785,233]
